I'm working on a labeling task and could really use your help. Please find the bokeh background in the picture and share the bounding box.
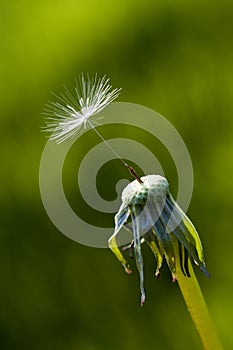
[1,0,233,349]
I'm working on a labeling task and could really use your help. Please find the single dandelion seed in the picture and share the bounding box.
[108,175,210,306]
[43,74,142,183]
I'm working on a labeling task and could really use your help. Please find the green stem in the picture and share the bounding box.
[172,238,223,350]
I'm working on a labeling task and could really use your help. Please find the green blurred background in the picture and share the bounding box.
[1,0,233,349]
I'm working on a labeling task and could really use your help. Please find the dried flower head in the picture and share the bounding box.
[108,175,210,306]
[43,74,121,143]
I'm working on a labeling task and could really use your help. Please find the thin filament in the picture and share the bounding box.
[87,120,143,183]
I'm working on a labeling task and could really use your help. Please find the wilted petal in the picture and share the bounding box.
[131,206,146,306]
[115,203,131,233]
[164,194,210,277]
[144,231,164,277]
[153,218,176,279]
[178,240,191,277]
[124,197,165,236]
[108,205,132,274]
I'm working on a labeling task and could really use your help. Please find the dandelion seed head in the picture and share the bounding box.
[122,175,169,206]
[109,174,210,305]
[43,74,121,143]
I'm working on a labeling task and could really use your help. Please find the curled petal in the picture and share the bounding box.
[178,241,191,277]
[145,199,176,277]
[144,231,164,277]
[167,193,203,259]
[108,205,132,274]
[164,194,210,277]
[124,197,166,236]
[131,206,146,306]
[153,218,176,278]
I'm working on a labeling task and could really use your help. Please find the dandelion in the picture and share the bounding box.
[42,75,223,349]
[108,175,210,306]
[109,175,223,349]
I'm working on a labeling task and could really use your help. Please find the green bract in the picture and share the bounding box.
[108,175,210,306]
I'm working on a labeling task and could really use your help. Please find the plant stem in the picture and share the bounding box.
[172,238,223,350]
